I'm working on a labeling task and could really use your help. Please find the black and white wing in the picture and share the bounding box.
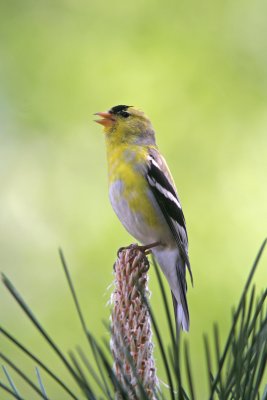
[146,149,193,284]
[146,149,193,331]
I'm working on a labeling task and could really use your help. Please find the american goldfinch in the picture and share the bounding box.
[95,105,192,331]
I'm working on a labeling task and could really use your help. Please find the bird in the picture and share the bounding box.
[95,105,193,332]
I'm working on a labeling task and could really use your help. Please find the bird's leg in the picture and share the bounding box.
[137,241,161,255]
[116,241,161,272]
[129,241,161,266]
[117,241,161,257]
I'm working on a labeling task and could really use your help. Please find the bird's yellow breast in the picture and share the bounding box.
[106,143,159,228]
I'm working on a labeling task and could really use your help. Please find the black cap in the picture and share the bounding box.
[109,105,132,114]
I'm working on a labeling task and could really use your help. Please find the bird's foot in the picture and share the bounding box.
[117,243,139,257]
[117,241,161,257]
[116,242,161,272]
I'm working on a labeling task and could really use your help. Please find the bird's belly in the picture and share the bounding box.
[109,179,172,245]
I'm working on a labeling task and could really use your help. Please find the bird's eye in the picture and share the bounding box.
[119,111,130,118]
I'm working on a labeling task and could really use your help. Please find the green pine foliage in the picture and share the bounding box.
[1,240,266,400]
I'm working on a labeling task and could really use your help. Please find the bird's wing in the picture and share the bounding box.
[146,148,193,285]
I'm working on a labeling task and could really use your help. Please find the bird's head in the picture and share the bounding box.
[95,105,156,145]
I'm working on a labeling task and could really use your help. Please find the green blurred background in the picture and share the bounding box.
[0,0,267,398]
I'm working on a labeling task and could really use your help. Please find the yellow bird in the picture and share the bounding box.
[95,105,192,331]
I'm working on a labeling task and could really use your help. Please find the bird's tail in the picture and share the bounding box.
[152,248,190,332]
[171,288,189,333]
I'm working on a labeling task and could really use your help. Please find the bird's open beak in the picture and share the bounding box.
[94,111,115,128]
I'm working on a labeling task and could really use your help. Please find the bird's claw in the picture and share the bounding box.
[117,241,161,257]
[117,243,139,257]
